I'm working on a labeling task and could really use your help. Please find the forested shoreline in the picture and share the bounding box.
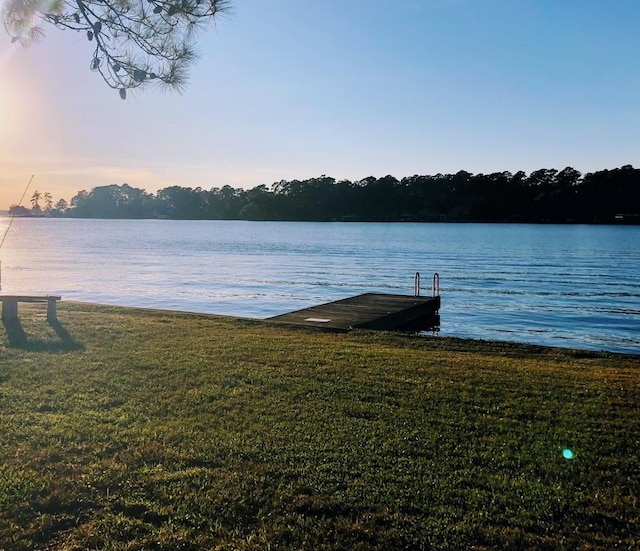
[9,165,640,224]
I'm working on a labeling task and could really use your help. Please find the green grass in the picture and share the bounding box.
[1,302,638,550]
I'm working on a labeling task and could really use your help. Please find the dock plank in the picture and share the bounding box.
[267,293,440,331]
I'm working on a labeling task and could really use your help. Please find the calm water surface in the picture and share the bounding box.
[1,218,638,354]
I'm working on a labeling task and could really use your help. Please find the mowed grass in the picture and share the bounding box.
[0,302,638,550]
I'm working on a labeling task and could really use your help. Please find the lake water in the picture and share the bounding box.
[0,218,638,354]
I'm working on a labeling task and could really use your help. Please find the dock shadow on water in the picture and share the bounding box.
[2,317,84,352]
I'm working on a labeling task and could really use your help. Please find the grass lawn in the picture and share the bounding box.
[0,302,638,550]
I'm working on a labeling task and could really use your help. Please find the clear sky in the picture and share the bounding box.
[1,0,639,208]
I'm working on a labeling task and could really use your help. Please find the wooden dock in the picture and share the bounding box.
[267,293,440,332]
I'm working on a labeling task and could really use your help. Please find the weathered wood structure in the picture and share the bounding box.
[0,295,61,323]
[267,292,440,332]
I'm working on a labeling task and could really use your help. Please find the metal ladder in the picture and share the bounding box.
[414,272,439,298]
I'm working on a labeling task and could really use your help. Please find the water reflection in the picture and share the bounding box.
[0,218,638,354]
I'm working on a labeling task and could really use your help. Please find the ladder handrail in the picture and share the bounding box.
[416,272,440,297]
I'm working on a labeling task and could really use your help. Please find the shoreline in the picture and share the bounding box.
[3,213,640,225]
[62,300,640,359]
[1,220,636,354]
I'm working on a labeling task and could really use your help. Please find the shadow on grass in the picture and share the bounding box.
[2,317,84,352]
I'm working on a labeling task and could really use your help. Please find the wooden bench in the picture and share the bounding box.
[0,295,62,323]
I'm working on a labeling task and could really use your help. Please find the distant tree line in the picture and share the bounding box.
[8,166,640,224]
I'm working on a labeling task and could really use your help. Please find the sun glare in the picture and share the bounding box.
[0,87,12,139]
[0,81,22,147]
[0,96,8,144]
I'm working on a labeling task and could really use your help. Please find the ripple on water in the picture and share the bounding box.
[1,219,638,354]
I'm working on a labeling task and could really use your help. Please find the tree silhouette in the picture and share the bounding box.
[30,189,41,209]
[43,191,53,212]
[2,0,231,97]
[54,198,69,214]
[48,165,640,223]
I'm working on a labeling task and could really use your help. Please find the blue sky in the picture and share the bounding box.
[1,0,639,208]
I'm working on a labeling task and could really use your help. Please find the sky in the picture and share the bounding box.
[1,0,639,208]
